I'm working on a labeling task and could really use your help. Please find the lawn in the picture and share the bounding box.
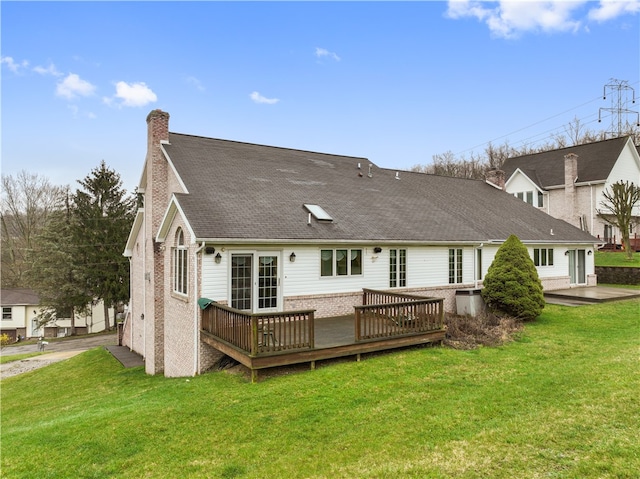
[594,250,640,267]
[2,299,639,479]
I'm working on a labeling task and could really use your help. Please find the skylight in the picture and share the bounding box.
[304,204,333,222]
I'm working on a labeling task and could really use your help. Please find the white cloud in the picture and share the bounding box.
[315,47,341,61]
[446,0,639,38]
[250,91,279,104]
[1,56,29,73]
[56,73,96,99]
[105,81,157,107]
[33,63,62,77]
[589,0,640,21]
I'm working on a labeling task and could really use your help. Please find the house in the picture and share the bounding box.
[497,136,640,246]
[0,288,113,341]
[123,109,600,378]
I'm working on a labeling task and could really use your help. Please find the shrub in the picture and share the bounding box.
[482,234,545,320]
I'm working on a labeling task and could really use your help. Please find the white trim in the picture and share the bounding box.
[160,144,189,194]
[124,209,144,257]
[155,195,197,243]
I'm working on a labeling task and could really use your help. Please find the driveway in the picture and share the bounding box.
[1,332,117,379]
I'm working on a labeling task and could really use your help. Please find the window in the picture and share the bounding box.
[390,249,407,287]
[537,191,544,207]
[533,248,554,266]
[321,249,362,277]
[173,228,188,295]
[2,307,12,320]
[526,191,533,205]
[449,248,463,284]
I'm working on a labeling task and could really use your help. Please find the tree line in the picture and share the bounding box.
[411,118,640,179]
[1,162,136,333]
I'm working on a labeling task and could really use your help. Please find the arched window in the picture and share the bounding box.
[173,228,188,295]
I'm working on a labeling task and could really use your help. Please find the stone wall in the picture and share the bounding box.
[595,266,640,285]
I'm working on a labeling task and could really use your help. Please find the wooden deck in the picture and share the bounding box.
[200,290,446,381]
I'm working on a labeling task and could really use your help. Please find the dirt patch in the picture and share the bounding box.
[444,312,523,350]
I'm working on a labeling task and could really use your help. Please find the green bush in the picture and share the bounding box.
[482,234,545,320]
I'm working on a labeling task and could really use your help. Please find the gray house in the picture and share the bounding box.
[124,110,600,377]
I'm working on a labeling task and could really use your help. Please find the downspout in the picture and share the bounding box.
[193,242,206,376]
[129,257,133,348]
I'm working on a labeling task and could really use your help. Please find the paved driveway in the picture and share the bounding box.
[1,332,117,379]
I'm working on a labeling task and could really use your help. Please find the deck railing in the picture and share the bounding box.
[356,289,444,341]
[201,302,315,356]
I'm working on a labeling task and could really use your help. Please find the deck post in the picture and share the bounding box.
[310,360,316,370]
[251,368,258,383]
[250,316,259,356]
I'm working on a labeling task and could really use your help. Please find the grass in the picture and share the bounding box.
[0,352,45,364]
[2,299,639,479]
[594,250,640,267]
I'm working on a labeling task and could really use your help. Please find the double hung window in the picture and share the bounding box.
[390,249,407,287]
[173,228,188,295]
[448,248,463,284]
[533,248,554,267]
[321,249,362,277]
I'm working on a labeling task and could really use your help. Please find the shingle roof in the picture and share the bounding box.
[163,133,598,245]
[502,136,630,188]
[1,288,39,306]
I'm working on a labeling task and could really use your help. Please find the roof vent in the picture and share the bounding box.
[304,204,333,222]
[395,172,400,180]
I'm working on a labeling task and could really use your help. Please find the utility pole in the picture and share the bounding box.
[598,79,639,139]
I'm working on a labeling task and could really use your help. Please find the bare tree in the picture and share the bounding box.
[598,181,640,260]
[1,171,65,288]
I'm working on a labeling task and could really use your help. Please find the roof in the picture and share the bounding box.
[1,288,40,306]
[160,132,599,245]
[502,136,630,189]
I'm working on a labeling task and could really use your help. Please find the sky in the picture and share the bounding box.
[2,1,639,195]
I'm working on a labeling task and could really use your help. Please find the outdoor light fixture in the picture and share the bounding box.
[588,250,593,255]
[290,252,296,262]
[215,252,222,264]
[373,247,382,253]
[565,250,570,256]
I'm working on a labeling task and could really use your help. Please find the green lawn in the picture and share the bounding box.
[595,250,640,267]
[0,352,45,364]
[2,299,639,479]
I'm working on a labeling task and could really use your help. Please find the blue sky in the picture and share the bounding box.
[2,1,639,194]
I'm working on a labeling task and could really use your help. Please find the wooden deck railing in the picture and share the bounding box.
[201,302,315,356]
[355,289,444,341]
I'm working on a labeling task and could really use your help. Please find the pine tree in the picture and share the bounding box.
[481,235,545,320]
[73,161,136,330]
[27,192,92,334]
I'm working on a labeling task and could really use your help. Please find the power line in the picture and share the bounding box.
[453,80,639,157]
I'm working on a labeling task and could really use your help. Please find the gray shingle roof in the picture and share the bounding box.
[502,136,629,188]
[1,288,39,306]
[163,133,598,245]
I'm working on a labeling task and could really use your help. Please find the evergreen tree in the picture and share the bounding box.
[73,161,136,330]
[27,192,92,334]
[481,235,545,321]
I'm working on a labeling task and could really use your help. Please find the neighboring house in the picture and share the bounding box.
[0,288,112,341]
[498,136,640,245]
[123,110,600,377]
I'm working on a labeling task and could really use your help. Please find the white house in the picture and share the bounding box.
[123,110,601,377]
[498,136,640,245]
[0,288,113,341]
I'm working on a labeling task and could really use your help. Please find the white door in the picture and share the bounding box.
[568,249,586,285]
[230,252,280,313]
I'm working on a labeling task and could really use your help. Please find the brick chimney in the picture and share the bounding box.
[144,109,170,375]
[485,168,506,190]
[564,153,578,226]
